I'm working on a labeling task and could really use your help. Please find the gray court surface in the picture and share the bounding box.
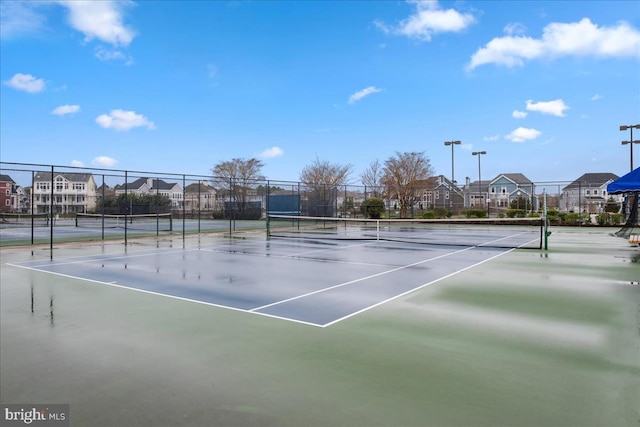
[8,239,512,327]
[1,228,639,427]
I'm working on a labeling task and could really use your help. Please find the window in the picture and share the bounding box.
[491,187,496,193]
[5,189,9,196]
[501,187,507,194]
[5,200,10,206]
[73,183,85,191]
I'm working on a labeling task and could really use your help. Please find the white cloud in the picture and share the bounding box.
[4,73,45,93]
[0,1,47,39]
[375,0,475,42]
[94,46,133,64]
[260,146,284,159]
[504,23,526,36]
[51,104,80,116]
[512,110,527,119]
[95,109,155,131]
[526,99,569,117]
[483,135,500,142]
[92,156,118,167]
[348,86,382,104]
[468,18,640,70]
[591,94,603,101]
[70,160,84,167]
[58,0,136,46]
[505,127,541,143]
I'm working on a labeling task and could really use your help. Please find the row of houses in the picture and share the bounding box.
[403,172,622,215]
[0,173,216,215]
[0,171,625,216]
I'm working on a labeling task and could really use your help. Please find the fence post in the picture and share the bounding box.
[49,165,54,259]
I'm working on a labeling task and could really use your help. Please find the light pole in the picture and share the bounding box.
[620,124,640,171]
[444,140,461,185]
[472,151,486,211]
[444,140,461,210]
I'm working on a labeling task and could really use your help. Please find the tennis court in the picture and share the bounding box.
[1,226,639,426]
[7,238,517,328]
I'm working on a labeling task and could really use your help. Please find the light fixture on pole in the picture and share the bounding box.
[472,151,486,210]
[620,124,640,171]
[444,140,461,185]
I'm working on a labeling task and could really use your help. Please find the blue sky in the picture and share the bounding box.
[1,0,639,185]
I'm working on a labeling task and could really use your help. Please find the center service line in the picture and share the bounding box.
[249,245,476,312]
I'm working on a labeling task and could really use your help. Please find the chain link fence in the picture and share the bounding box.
[1,162,632,251]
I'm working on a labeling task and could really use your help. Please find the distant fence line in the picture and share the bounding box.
[0,161,621,219]
[0,162,632,258]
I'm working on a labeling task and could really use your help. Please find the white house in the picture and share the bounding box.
[32,172,98,214]
[115,177,183,208]
[559,173,621,213]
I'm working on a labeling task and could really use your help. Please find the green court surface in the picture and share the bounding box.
[1,227,639,427]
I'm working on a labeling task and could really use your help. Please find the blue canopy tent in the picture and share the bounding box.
[606,167,640,194]
[607,167,639,237]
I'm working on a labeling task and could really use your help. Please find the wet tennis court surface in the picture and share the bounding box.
[8,238,513,327]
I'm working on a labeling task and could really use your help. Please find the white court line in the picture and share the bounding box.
[5,263,325,328]
[249,245,477,312]
[477,231,539,248]
[322,247,515,327]
[16,247,196,268]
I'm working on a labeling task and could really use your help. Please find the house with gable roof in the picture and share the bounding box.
[0,174,17,212]
[488,173,537,213]
[462,177,491,210]
[414,175,464,213]
[32,172,98,214]
[114,177,183,208]
[184,181,218,212]
[559,172,621,213]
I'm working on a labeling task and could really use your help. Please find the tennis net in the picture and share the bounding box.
[0,213,51,227]
[75,213,173,232]
[267,215,545,249]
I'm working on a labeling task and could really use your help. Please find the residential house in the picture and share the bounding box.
[463,177,491,210]
[184,181,218,213]
[115,177,183,208]
[488,173,537,213]
[559,173,621,213]
[32,172,98,214]
[415,175,464,213]
[0,174,17,212]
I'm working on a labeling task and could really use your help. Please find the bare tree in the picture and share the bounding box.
[212,158,265,218]
[299,157,353,186]
[382,151,434,218]
[299,157,353,216]
[360,159,383,198]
